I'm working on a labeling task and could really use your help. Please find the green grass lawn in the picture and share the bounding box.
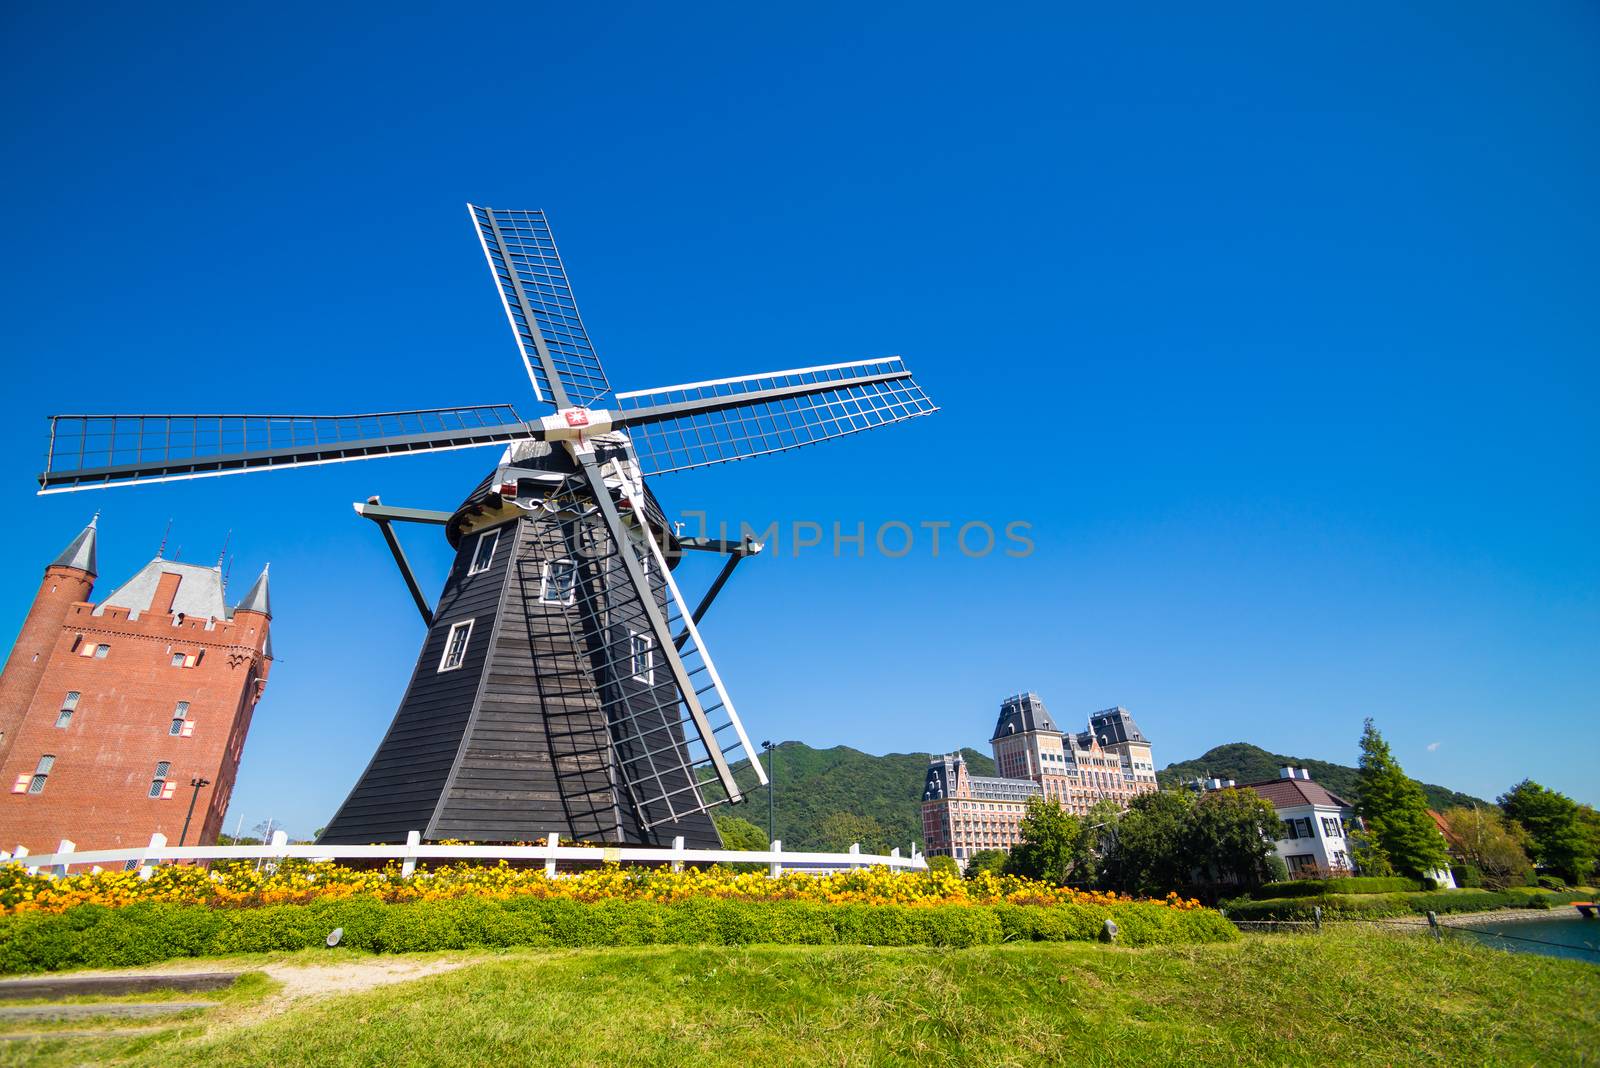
[2,930,1595,1067]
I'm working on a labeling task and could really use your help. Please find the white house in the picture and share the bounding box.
[1231,766,1456,887]
[1237,767,1359,879]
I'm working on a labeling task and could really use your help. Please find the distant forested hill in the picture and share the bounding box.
[708,739,1489,854]
[717,742,994,853]
[1157,742,1490,812]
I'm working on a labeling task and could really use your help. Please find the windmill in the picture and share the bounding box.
[36,206,937,847]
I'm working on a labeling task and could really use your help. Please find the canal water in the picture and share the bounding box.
[1456,914,1600,963]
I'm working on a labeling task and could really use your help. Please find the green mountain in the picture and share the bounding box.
[710,739,1492,854]
[1156,742,1490,812]
[719,742,994,853]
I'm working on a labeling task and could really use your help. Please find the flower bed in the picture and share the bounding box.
[0,863,1234,972]
[0,862,1205,917]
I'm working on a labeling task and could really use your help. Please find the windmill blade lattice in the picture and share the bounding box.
[470,205,612,409]
[39,406,533,493]
[614,357,937,476]
[538,460,763,828]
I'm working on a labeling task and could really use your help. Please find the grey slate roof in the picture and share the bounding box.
[922,754,959,801]
[235,565,271,617]
[1086,706,1148,747]
[966,776,1042,802]
[991,691,1059,740]
[94,560,228,621]
[50,516,98,576]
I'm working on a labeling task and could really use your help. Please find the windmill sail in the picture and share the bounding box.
[613,357,937,476]
[470,206,612,410]
[39,406,533,492]
[555,457,764,827]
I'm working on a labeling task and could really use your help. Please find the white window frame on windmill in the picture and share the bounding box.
[170,701,194,737]
[539,559,577,606]
[468,529,500,576]
[438,619,474,673]
[628,630,655,685]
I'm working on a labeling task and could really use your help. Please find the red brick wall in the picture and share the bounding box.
[0,566,96,766]
[0,590,270,857]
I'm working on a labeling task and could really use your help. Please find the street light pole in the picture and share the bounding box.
[761,741,776,845]
[178,777,211,847]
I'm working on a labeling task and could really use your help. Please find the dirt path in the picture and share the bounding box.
[258,956,475,1001]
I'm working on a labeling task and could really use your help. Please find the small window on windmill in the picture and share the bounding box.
[170,701,191,737]
[55,693,80,729]
[93,644,110,659]
[172,653,186,667]
[629,631,654,685]
[540,560,577,605]
[438,619,473,672]
[468,529,499,576]
[148,761,174,799]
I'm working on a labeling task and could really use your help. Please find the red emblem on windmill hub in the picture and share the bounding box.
[564,408,591,428]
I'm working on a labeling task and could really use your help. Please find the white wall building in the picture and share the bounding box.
[1231,766,1455,887]
[1239,767,1358,879]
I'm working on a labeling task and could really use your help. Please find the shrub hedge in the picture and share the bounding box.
[1224,887,1594,921]
[1251,877,1421,900]
[0,897,1237,974]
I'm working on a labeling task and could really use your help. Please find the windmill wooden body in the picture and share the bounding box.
[37,207,937,845]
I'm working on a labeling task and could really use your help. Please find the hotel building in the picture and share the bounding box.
[920,693,1160,865]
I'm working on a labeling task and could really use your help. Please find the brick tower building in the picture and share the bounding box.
[0,519,272,855]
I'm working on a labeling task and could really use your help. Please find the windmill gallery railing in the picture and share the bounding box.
[2,832,928,880]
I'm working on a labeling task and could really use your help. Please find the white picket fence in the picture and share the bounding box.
[1,831,927,880]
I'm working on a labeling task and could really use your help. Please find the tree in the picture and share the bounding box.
[713,814,769,852]
[926,855,960,877]
[1004,796,1090,886]
[1078,798,1124,885]
[1098,790,1196,897]
[1354,719,1448,879]
[964,849,1009,878]
[1579,807,1600,882]
[816,811,889,855]
[1348,826,1394,877]
[1441,807,1532,889]
[1188,788,1280,889]
[1499,780,1598,884]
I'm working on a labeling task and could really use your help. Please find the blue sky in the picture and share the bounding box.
[1,3,1595,836]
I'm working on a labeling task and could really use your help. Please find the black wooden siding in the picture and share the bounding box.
[317,521,514,844]
[431,514,720,848]
[318,469,725,848]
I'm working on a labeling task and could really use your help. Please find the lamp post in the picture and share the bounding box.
[761,741,776,845]
[178,777,210,847]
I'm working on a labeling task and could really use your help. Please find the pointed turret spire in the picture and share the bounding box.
[50,515,98,576]
[235,563,271,618]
